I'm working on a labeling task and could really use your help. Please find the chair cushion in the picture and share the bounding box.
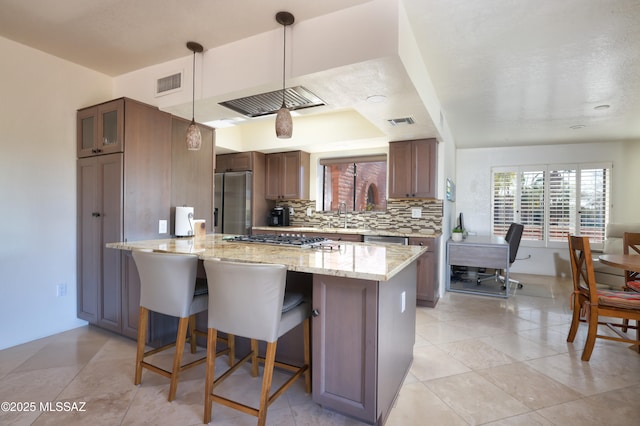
[282,292,304,313]
[597,289,640,310]
[627,281,640,292]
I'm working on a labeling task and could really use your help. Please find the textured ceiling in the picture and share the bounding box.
[1,0,639,150]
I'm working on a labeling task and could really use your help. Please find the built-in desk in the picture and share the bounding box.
[447,235,511,298]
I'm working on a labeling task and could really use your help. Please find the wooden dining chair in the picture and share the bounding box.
[622,232,640,292]
[567,235,640,361]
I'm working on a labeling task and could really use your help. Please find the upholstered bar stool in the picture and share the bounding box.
[202,259,310,426]
[132,251,229,402]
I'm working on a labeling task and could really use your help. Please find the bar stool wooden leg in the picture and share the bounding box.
[134,306,149,385]
[188,315,197,353]
[227,333,235,366]
[204,328,218,424]
[168,317,189,402]
[250,339,259,377]
[257,342,277,426]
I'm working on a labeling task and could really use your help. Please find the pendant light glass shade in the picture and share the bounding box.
[186,119,202,150]
[275,12,294,139]
[275,103,292,138]
[186,41,203,150]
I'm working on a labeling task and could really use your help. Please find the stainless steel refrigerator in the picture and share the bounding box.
[214,171,252,235]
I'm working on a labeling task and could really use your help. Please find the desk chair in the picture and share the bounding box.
[566,235,640,360]
[202,259,311,426]
[477,223,524,290]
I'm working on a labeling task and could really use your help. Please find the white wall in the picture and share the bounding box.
[455,141,638,277]
[0,36,112,349]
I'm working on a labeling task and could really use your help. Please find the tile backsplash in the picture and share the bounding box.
[280,199,443,235]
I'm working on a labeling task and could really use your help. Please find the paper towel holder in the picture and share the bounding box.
[175,206,195,237]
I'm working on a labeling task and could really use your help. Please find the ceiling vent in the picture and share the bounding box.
[387,117,415,126]
[155,72,182,97]
[219,86,325,117]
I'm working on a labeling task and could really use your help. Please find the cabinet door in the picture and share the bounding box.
[412,139,436,198]
[265,153,282,200]
[216,152,253,172]
[77,158,100,321]
[121,251,141,339]
[77,154,123,328]
[281,151,302,199]
[97,99,124,155]
[77,107,98,158]
[77,99,124,158]
[98,154,124,332]
[410,236,440,307]
[388,141,413,198]
[312,275,377,422]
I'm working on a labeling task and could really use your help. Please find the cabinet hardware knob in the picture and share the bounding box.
[92,212,101,217]
[311,309,320,317]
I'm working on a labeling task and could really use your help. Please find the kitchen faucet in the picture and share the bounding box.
[338,202,348,228]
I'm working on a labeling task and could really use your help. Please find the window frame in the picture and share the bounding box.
[319,154,387,212]
[491,162,611,249]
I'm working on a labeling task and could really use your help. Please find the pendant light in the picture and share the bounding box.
[275,12,294,139]
[186,41,204,150]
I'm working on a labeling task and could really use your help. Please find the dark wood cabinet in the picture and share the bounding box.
[215,151,253,172]
[77,153,123,330]
[77,98,124,158]
[388,138,437,198]
[265,151,310,200]
[312,262,417,424]
[77,98,172,339]
[409,236,441,307]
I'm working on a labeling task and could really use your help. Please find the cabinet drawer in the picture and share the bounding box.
[449,244,507,269]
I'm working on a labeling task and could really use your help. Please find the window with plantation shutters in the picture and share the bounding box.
[548,168,576,242]
[578,166,610,241]
[519,170,545,242]
[492,170,517,236]
[491,162,611,248]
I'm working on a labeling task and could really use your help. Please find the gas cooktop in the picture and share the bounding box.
[225,234,330,249]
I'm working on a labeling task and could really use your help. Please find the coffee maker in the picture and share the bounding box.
[269,206,290,226]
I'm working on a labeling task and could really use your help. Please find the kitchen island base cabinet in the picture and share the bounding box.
[410,236,441,308]
[312,262,416,425]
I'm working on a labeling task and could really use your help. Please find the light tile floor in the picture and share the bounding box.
[1,274,639,425]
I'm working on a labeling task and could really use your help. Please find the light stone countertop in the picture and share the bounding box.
[106,234,426,281]
[252,226,441,238]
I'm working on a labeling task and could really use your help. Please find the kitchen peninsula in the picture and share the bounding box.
[107,234,425,425]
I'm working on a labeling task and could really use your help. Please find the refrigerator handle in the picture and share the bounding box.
[214,207,218,227]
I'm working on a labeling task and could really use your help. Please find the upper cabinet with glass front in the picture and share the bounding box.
[77,98,124,158]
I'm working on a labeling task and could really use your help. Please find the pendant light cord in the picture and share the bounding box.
[192,50,196,121]
[281,22,286,107]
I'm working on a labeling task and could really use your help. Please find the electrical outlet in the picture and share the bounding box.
[411,208,422,218]
[306,207,313,216]
[56,283,67,297]
[159,219,167,234]
[288,207,294,215]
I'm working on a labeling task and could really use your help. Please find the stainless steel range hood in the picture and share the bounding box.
[219,86,325,117]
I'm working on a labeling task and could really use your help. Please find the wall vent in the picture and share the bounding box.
[155,72,182,97]
[387,117,415,126]
[219,86,325,117]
